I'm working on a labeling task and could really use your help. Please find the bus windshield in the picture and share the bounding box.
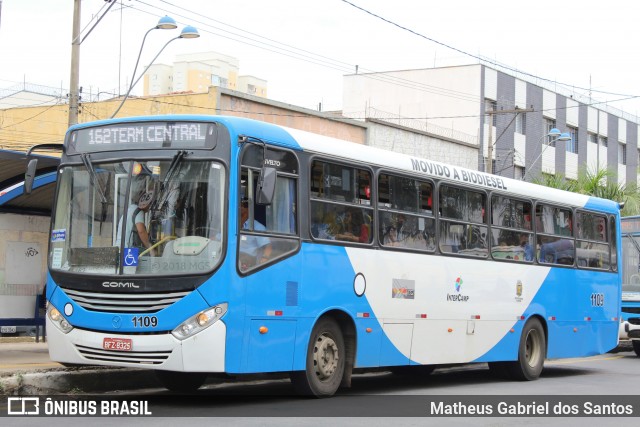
[49,158,225,276]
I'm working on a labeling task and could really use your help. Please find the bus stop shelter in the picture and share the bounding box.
[0,150,59,337]
[0,150,59,214]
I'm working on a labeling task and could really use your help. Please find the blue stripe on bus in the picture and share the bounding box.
[214,116,302,150]
[584,196,620,215]
[49,283,211,333]
[475,266,619,363]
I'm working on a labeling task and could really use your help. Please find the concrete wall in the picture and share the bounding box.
[216,88,367,144]
[343,65,483,140]
[366,120,477,169]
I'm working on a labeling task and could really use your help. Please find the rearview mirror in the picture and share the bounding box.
[24,158,38,195]
[256,167,276,205]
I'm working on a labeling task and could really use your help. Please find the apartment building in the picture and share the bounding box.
[343,64,639,186]
[143,51,267,98]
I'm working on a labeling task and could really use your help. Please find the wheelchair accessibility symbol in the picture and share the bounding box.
[123,248,139,267]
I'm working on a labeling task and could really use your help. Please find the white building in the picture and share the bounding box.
[343,64,639,186]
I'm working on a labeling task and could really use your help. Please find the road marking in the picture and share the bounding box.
[546,354,625,365]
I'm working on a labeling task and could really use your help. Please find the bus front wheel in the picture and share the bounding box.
[290,318,345,397]
[507,318,546,381]
[632,340,640,357]
[155,370,208,392]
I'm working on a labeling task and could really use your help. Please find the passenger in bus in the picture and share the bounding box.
[312,208,338,240]
[539,237,574,265]
[336,208,369,243]
[239,199,273,268]
[115,190,155,256]
[519,233,534,261]
[383,213,408,246]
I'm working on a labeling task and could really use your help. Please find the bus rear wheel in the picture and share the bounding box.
[290,318,345,397]
[506,318,546,381]
[633,340,640,357]
[155,370,208,392]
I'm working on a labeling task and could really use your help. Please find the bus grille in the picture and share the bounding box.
[623,307,640,315]
[61,288,189,313]
[75,344,172,365]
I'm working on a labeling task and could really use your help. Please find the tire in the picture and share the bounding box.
[505,318,546,381]
[290,318,345,397]
[155,370,207,393]
[633,340,640,357]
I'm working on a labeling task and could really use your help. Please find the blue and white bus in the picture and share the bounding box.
[620,216,640,356]
[26,115,621,396]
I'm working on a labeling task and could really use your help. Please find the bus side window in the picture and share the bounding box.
[238,146,299,274]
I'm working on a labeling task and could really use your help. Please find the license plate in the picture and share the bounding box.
[1,326,16,334]
[103,337,132,351]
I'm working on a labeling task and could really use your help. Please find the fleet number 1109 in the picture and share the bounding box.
[590,293,605,307]
[132,316,158,328]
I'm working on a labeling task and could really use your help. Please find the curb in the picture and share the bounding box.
[1,368,160,396]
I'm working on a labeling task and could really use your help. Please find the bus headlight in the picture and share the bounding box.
[171,303,228,341]
[48,306,74,334]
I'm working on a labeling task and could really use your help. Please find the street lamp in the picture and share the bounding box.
[522,128,572,181]
[127,16,178,97]
[111,24,200,118]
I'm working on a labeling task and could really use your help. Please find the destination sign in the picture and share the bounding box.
[68,122,216,153]
[622,217,640,233]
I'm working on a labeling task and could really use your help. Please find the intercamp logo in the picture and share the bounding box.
[7,397,40,415]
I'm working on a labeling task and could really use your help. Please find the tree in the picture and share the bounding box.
[532,167,640,216]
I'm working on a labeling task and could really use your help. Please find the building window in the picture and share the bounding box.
[599,135,608,147]
[619,143,627,165]
[544,118,557,146]
[515,113,526,135]
[485,99,497,126]
[566,126,578,154]
[588,132,597,144]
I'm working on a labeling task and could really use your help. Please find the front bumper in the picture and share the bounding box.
[46,316,226,372]
[619,317,640,341]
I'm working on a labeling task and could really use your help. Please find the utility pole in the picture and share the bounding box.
[68,0,81,126]
[486,107,533,174]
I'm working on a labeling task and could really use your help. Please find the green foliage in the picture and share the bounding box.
[532,167,640,216]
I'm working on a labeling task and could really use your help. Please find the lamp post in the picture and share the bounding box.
[127,16,178,97]
[522,128,572,181]
[111,25,199,119]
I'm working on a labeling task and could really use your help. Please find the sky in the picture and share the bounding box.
[1,0,640,119]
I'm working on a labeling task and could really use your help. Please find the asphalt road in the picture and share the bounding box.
[3,347,639,426]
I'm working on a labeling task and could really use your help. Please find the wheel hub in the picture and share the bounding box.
[313,333,339,381]
[525,329,541,367]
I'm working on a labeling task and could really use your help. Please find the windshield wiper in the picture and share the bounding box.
[154,150,186,210]
[163,150,186,186]
[81,153,108,205]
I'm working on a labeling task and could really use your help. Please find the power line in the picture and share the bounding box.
[340,0,638,99]
[130,1,485,106]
